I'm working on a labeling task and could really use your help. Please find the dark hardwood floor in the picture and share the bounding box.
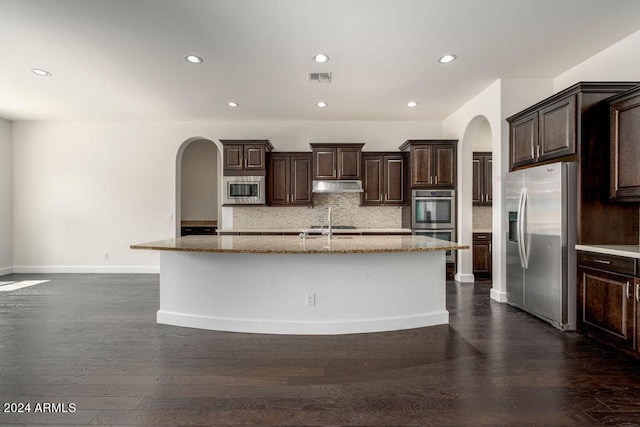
[1,273,640,426]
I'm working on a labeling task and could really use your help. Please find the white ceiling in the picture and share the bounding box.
[2,0,640,122]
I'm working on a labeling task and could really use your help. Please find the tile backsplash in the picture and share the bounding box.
[232,193,404,229]
[472,206,493,231]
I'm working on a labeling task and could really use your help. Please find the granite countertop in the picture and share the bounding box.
[472,229,492,233]
[131,234,468,255]
[575,244,640,259]
[216,228,412,234]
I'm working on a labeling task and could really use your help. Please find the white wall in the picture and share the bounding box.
[472,120,492,152]
[11,120,441,272]
[181,139,218,221]
[0,118,12,275]
[554,29,640,91]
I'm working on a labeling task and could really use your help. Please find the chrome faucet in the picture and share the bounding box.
[322,207,333,239]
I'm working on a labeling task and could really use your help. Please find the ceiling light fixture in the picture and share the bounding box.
[32,68,51,76]
[185,55,203,64]
[312,54,329,63]
[438,54,457,64]
[317,101,328,108]
[407,101,418,107]
[227,101,239,107]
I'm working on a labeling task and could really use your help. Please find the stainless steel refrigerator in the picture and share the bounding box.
[506,162,577,331]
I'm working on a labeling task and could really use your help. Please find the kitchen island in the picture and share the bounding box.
[131,235,467,335]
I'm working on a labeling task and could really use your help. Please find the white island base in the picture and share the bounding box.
[158,250,447,335]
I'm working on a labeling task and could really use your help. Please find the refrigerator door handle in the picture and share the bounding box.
[518,187,529,269]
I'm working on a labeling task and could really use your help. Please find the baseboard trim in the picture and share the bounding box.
[0,266,13,276]
[490,288,508,303]
[12,266,160,274]
[454,272,475,283]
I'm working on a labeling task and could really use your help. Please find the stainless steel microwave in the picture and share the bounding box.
[223,176,265,205]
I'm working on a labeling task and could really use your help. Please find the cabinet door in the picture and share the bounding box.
[223,144,244,171]
[484,155,492,205]
[384,155,406,205]
[538,95,576,162]
[362,155,383,205]
[579,268,635,348]
[290,154,312,205]
[472,239,491,276]
[313,148,336,179]
[433,144,456,187]
[510,112,537,169]
[472,155,482,205]
[610,89,640,201]
[337,146,361,179]
[268,155,290,206]
[410,145,433,187]
[244,144,267,171]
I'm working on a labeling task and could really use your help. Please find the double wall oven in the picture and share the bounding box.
[411,190,456,262]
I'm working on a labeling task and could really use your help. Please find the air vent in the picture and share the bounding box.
[309,72,332,83]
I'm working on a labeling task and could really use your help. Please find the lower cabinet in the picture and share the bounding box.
[472,232,492,279]
[577,251,639,353]
[181,226,217,236]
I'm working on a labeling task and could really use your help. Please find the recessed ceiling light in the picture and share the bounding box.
[227,101,239,107]
[317,101,328,108]
[438,54,457,64]
[32,68,51,76]
[185,55,203,64]
[407,101,418,107]
[312,54,329,63]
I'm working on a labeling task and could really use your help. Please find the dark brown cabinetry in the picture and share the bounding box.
[609,85,640,201]
[507,83,640,172]
[267,153,312,206]
[472,232,492,279]
[310,143,364,180]
[399,140,457,188]
[508,93,576,169]
[361,153,408,206]
[507,82,639,246]
[472,152,492,206]
[221,140,273,176]
[577,251,639,352]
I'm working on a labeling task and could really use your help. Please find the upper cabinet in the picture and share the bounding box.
[221,140,273,176]
[472,152,492,206]
[609,85,640,202]
[508,93,577,169]
[267,152,313,206]
[507,82,639,172]
[399,140,457,188]
[310,143,364,180]
[361,153,408,206]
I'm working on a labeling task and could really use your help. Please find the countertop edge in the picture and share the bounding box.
[576,244,640,259]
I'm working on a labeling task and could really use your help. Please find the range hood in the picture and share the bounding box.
[312,180,364,193]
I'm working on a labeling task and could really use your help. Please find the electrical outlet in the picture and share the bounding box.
[305,292,315,306]
[102,251,109,260]
[167,213,174,222]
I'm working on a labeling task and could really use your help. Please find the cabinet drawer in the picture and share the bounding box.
[473,233,491,241]
[578,252,637,276]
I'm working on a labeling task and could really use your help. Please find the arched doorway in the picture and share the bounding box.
[175,138,221,237]
[456,116,493,282]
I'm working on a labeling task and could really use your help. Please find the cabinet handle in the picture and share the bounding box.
[593,259,611,265]
[435,176,438,185]
[626,282,631,300]
[476,235,487,239]
[536,145,540,159]
[429,176,433,184]
[637,283,639,303]
[531,145,535,159]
